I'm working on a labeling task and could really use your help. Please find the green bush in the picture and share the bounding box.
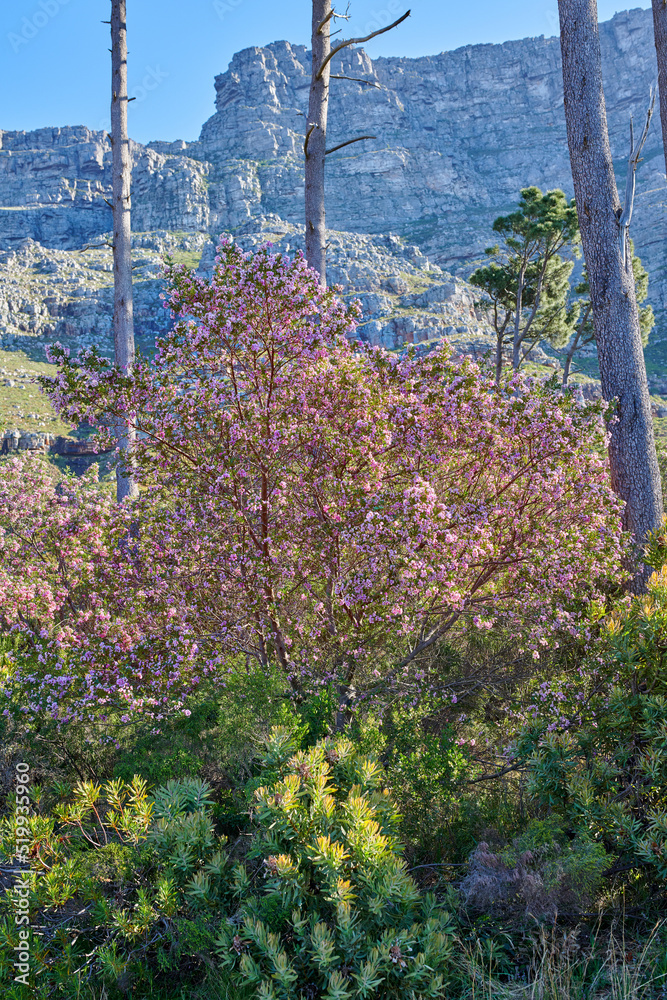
[0,732,459,999]
[521,564,667,889]
[215,728,456,1000]
[0,776,234,996]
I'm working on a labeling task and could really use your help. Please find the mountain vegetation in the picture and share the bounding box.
[1,1,667,998]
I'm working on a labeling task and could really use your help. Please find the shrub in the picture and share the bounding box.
[521,564,667,888]
[5,239,621,726]
[0,776,233,995]
[215,728,456,999]
[0,734,459,999]
[459,817,610,922]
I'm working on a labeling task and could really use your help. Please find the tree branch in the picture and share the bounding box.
[317,4,350,34]
[304,123,316,158]
[80,241,113,252]
[316,10,411,80]
[619,87,656,266]
[317,9,336,33]
[330,74,381,89]
[325,134,376,155]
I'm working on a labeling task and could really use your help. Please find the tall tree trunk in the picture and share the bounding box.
[305,0,331,285]
[558,0,663,590]
[495,328,504,386]
[304,5,409,285]
[652,0,667,178]
[111,0,137,501]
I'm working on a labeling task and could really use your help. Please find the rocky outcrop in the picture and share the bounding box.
[0,219,494,354]
[0,232,209,353]
[0,427,108,456]
[0,128,210,249]
[0,7,665,359]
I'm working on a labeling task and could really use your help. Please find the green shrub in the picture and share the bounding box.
[0,776,233,995]
[215,728,456,1000]
[521,565,667,889]
[350,698,525,867]
[0,733,458,999]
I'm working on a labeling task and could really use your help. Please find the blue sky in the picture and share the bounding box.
[0,1,652,144]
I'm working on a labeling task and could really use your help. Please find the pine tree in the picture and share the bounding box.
[469,187,580,384]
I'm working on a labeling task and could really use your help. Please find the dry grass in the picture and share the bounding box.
[458,922,667,1000]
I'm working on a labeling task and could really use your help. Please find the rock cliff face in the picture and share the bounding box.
[0,7,665,352]
[0,220,496,357]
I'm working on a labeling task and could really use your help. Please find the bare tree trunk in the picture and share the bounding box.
[495,329,504,386]
[305,0,331,285]
[512,267,526,370]
[558,0,663,590]
[111,0,137,501]
[335,679,356,732]
[652,0,667,178]
[304,5,409,285]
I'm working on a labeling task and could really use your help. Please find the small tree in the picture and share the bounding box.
[469,187,580,384]
[562,246,655,387]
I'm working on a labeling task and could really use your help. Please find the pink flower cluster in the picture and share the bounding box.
[2,240,624,722]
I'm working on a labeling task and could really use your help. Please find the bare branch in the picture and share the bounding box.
[619,86,656,266]
[326,134,376,154]
[317,9,336,33]
[317,3,350,34]
[331,74,381,89]
[316,10,411,80]
[304,123,316,158]
[79,242,113,253]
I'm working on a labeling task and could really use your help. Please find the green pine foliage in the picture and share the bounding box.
[469,187,580,373]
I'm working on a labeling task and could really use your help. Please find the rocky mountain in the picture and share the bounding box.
[0,221,494,358]
[0,6,664,372]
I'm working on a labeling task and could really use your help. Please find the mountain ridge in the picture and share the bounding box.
[0,6,665,381]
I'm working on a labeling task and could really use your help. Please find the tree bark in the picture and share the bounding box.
[111,0,137,501]
[305,0,331,285]
[558,0,663,590]
[652,0,667,178]
[496,328,504,386]
[512,266,526,370]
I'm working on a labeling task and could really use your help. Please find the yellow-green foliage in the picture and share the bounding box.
[0,776,231,994]
[215,728,456,1000]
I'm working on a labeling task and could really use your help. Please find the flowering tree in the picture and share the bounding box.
[1,242,623,726]
[0,460,203,722]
